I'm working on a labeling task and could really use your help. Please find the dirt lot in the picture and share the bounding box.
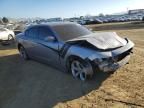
[0,23,144,108]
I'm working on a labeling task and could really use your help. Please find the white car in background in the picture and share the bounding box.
[0,28,15,41]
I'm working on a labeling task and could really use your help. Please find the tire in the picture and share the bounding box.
[69,57,93,81]
[19,46,29,60]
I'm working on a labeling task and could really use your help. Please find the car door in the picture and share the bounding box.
[22,27,39,58]
[34,26,60,66]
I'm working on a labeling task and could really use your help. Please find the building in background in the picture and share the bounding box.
[128,9,144,14]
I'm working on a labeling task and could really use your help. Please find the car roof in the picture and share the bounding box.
[27,22,78,29]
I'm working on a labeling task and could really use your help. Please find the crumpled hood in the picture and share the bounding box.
[67,32,127,50]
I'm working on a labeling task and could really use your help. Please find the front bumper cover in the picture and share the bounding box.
[98,55,130,72]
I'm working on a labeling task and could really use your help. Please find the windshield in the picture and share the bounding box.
[51,23,92,41]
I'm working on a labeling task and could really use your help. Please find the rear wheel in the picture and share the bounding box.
[70,58,93,81]
[19,46,29,60]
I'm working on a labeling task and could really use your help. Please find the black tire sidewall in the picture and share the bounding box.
[19,46,29,60]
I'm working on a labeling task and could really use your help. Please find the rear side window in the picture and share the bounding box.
[25,27,39,39]
[38,27,54,40]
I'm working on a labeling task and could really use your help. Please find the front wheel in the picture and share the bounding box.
[70,58,93,81]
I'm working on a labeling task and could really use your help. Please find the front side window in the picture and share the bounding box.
[38,27,54,40]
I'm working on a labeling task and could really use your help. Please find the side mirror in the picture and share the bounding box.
[44,36,56,42]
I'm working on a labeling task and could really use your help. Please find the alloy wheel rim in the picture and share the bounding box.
[71,60,87,81]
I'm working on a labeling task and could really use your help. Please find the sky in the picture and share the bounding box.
[0,0,144,18]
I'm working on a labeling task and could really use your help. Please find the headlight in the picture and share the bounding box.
[94,58,103,64]
[94,57,113,64]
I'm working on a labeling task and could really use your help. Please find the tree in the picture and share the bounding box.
[80,16,84,19]
[2,17,9,23]
[99,13,104,17]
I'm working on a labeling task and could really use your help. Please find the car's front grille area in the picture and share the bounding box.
[113,48,132,62]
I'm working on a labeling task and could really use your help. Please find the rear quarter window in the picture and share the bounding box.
[25,27,39,39]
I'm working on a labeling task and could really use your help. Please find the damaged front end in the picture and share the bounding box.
[67,31,134,73]
[92,48,133,72]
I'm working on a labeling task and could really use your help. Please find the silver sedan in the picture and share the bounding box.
[16,22,134,81]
